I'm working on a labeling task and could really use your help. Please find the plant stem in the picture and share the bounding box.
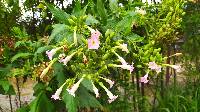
[9,95,13,112]
[16,77,21,108]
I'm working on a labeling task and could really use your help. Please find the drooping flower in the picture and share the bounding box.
[51,82,67,100]
[66,77,84,97]
[100,77,115,88]
[88,37,100,49]
[114,52,128,65]
[91,81,99,98]
[140,74,149,83]
[112,52,134,73]
[148,62,162,73]
[46,47,63,60]
[170,65,181,73]
[59,52,77,65]
[99,82,118,103]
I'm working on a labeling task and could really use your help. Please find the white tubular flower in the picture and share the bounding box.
[40,59,57,79]
[99,82,118,103]
[112,64,134,74]
[148,62,162,74]
[170,65,181,73]
[59,52,77,65]
[114,52,127,65]
[66,77,84,97]
[51,82,67,100]
[119,43,129,53]
[46,47,63,60]
[91,81,99,98]
[100,77,115,88]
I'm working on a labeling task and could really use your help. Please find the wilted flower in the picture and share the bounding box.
[140,74,149,83]
[88,37,100,49]
[91,81,99,98]
[100,77,115,88]
[59,52,76,65]
[66,77,84,97]
[51,82,67,100]
[119,43,129,53]
[46,47,63,60]
[83,54,88,64]
[40,59,57,79]
[99,82,118,103]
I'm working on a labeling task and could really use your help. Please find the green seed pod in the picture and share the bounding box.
[68,18,76,25]
[71,15,78,22]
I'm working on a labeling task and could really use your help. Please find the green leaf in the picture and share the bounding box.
[45,3,70,24]
[30,91,55,112]
[33,46,52,62]
[77,85,102,108]
[48,24,67,44]
[62,91,78,112]
[109,0,118,13]
[85,15,99,25]
[96,0,107,24]
[11,53,33,62]
[53,62,66,86]
[126,34,144,42]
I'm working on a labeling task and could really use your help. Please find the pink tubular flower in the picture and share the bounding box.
[66,77,84,97]
[88,37,100,49]
[140,74,149,83]
[46,47,62,60]
[91,30,101,39]
[100,77,115,88]
[99,82,118,103]
[59,52,76,65]
[91,82,99,98]
[51,82,67,100]
[148,62,162,74]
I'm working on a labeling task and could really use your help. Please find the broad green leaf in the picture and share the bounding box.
[53,62,66,86]
[0,79,12,93]
[81,79,93,92]
[48,24,66,44]
[126,34,144,42]
[11,53,33,62]
[62,91,78,112]
[30,91,55,112]
[85,15,99,25]
[72,0,81,16]
[45,2,70,24]
[77,85,102,108]
[96,0,107,24]
[33,46,52,62]
[109,0,118,13]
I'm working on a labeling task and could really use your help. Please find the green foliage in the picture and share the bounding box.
[29,91,55,112]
